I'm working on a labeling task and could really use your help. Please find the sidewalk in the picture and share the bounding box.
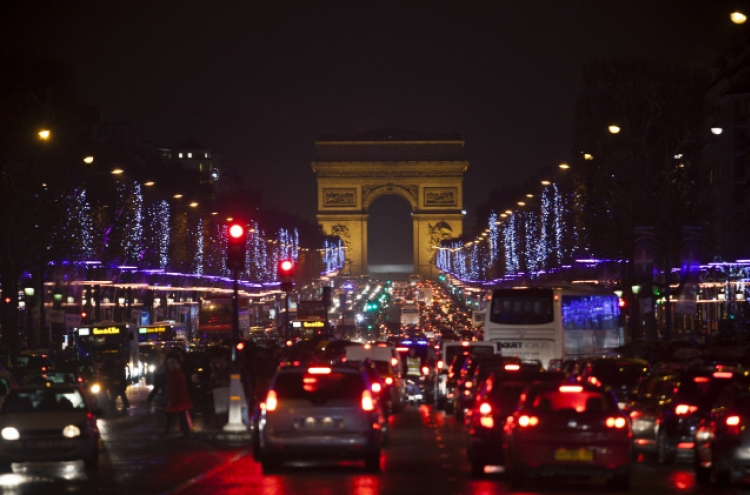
[124,381,253,443]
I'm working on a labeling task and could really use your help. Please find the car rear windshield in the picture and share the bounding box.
[488,383,527,412]
[527,389,617,413]
[589,361,649,387]
[273,371,365,401]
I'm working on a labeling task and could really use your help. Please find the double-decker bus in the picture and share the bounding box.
[72,322,142,384]
[198,295,250,343]
[483,285,623,369]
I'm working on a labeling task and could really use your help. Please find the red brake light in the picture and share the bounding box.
[726,415,741,426]
[391,357,398,367]
[371,382,382,394]
[479,402,492,415]
[437,360,444,369]
[518,415,539,427]
[713,372,733,379]
[307,367,332,374]
[266,390,278,412]
[504,364,520,371]
[462,341,469,347]
[422,366,430,375]
[693,376,709,383]
[675,404,699,415]
[605,417,628,429]
[361,389,375,411]
[384,376,393,385]
[559,385,583,393]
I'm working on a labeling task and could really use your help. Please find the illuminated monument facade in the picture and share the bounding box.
[311,129,468,279]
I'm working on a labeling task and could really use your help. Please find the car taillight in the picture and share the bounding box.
[518,415,539,427]
[675,404,698,415]
[385,376,394,385]
[727,415,742,435]
[437,360,444,369]
[266,390,278,412]
[479,402,492,415]
[504,364,520,371]
[605,417,627,429]
[372,382,382,394]
[559,385,583,393]
[465,381,473,389]
[713,371,733,379]
[361,389,375,411]
[422,366,430,375]
[391,358,398,367]
[307,367,332,374]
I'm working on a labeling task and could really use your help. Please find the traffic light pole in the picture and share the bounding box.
[231,270,239,362]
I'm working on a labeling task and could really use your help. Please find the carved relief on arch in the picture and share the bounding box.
[329,224,351,248]
[362,184,418,210]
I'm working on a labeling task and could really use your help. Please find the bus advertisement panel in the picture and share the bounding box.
[137,321,187,343]
[483,285,622,368]
[198,296,250,342]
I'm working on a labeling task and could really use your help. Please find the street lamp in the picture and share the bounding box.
[608,125,621,134]
[731,11,747,24]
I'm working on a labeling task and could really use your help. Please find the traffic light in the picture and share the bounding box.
[279,259,295,291]
[226,223,246,271]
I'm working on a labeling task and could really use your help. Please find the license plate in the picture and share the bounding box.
[297,417,343,429]
[554,448,594,461]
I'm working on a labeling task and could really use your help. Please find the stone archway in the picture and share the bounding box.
[311,129,468,279]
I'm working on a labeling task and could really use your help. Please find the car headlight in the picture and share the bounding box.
[62,425,81,438]
[90,383,101,394]
[1,427,19,441]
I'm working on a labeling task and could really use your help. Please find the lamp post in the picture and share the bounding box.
[24,287,35,348]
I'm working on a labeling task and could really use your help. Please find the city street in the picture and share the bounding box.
[0,382,748,494]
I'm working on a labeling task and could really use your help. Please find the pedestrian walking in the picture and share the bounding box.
[161,356,193,437]
[147,348,168,407]
[102,356,130,413]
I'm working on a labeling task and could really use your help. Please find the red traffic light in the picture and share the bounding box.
[236,341,245,351]
[279,260,294,273]
[228,224,244,238]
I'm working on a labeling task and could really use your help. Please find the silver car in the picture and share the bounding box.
[0,386,101,472]
[257,363,385,473]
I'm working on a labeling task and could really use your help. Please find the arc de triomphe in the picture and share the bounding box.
[311,129,468,279]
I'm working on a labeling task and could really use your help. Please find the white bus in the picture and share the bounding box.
[483,285,623,369]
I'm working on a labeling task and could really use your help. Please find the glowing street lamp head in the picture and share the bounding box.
[731,11,747,24]
[608,125,621,134]
[38,129,50,140]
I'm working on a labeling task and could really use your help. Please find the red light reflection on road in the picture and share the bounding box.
[670,471,695,490]
[348,475,381,495]
[468,480,507,495]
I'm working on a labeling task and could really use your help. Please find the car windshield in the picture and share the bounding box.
[273,371,364,402]
[3,389,86,413]
[677,373,734,406]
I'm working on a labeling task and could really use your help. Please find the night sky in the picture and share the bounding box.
[0,0,742,264]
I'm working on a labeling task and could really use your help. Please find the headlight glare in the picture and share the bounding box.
[62,425,81,438]
[1,427,19,441]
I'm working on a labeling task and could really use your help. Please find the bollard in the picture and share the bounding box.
[222,373,246,432]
